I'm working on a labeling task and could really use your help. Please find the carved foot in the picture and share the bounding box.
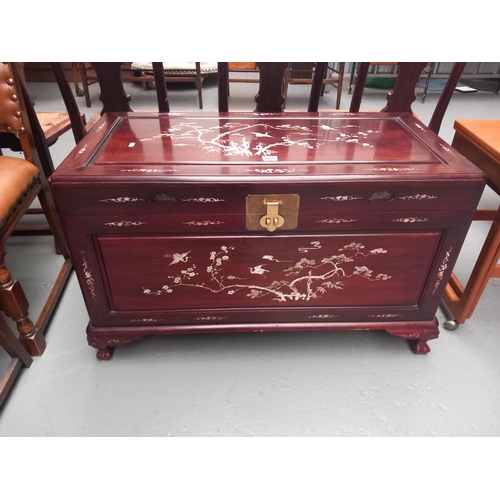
[408,339,431,354]
[96,346,113,360]
[387,319,439,355]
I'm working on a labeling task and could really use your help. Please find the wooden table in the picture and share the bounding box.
[49,111,486,359]
[442,119,500,328]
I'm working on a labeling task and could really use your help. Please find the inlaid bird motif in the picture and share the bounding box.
[249,264,269,275]
[165,251,192,266]
[250,132,272,138]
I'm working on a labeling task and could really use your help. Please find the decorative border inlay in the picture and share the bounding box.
[392,217,428,223]
[76,144,87,156]
[81,251,97,301]
[399,194,437,200]
[439,144,455,156]
[321,196,362,201]
[104,221,145,226]
[182,198,225,203]
[100,197,144,203]
[120,168,178,173]
[183,220,225,226]
[366,167,418,172]
[196,316,229,321]
[307,314,339,319]
[414,122,426,131]
[368,314,402,318]
[433,247,453,295]
[317,218,357,224]
[129,319,161,323]
[250,168,295,174]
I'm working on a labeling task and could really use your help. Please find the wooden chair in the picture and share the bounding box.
[218,62,329,112]
[81,62,208,109]
[0,312,32,406]
[0,62,75,360]
[90,62,170,114]
[283,62,345,110]
[349,62,467,135]
[0,63,88,239]
[0,64,87,174]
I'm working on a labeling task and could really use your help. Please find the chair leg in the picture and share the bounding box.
[0,313,32,407]
[195,63,203,109]
[37,183,71,259]
[336,62,345,110]
[0,313,32,367]
[0,242,46,356]
[443,208,500,324]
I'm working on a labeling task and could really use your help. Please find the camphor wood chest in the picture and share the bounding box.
[50,111,486,359]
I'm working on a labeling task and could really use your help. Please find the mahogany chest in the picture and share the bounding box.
[50,111,486,359]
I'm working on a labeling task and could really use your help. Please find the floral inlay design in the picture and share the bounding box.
[392,217,428,223]
[414,123,426,131]
[317,218,357,224]
[433,247,452,295]
[183,221,225,226]
[104,221,145,227]
[81,251,97,301]
[399,194,437,200]
[182,198,225,203]
[139,121,381,158]
[130,318,161,323]
[321,196,362,201]
[100,197,144,203]
[142,242,392,303]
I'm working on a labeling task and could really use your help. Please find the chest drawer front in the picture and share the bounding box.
[52,179,483,217]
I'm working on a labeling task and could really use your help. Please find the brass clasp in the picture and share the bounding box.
[246,194,300,232]
[259,200,285,232]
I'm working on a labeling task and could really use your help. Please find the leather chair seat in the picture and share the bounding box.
[0,156,39,227]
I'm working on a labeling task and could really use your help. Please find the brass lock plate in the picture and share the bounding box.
[246,194,300,232]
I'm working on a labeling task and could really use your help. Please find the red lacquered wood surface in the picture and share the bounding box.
[49,112,486,358]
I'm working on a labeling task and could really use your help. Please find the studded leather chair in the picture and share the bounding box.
[0,62,74,404]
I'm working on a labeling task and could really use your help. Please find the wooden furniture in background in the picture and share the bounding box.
[218,62,327,112]
[284,63,345,110]
[349,62,466,135]
[442,119,500,328]
[91,62,170,113]
[74,62,212,109]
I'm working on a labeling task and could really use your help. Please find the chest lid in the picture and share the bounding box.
[51,111,485,182]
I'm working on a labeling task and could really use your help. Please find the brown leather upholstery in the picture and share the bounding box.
[0,156,39,226]
[0,62,24,134]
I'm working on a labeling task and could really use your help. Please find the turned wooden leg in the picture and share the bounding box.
[0,243,46,356]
